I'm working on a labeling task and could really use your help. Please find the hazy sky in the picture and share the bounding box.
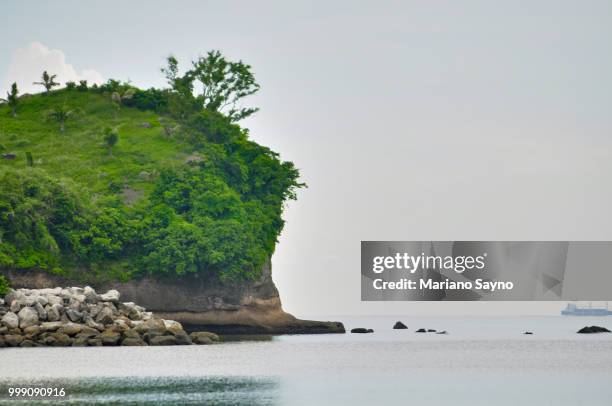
[2,1,612,316]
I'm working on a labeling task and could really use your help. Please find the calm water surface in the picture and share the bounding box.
[1,316,611,405]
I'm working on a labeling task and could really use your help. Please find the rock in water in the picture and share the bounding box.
[44,333,72,347]
[415,328,427,333]
[393,321,408,329]
[99,331,121,346]
[350,328,374,333]
[524,331,534,335]
[190,331,220,342]
[5,334,24,347]
[121,337,147,346]
[190,331,219,344]
[577,326,611,334]
[149,335,179,346]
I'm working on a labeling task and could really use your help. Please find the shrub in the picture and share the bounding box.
[123,88,169,112]
[0,275,9,296]
[65,81,76,90]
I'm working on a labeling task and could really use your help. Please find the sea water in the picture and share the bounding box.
[0,316,611,405]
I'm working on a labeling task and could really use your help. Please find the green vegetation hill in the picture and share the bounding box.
[0,52,303,285]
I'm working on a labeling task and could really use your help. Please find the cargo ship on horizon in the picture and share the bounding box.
[561,303,612,316]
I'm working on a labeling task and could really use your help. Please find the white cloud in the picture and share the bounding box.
[1,42,104,95]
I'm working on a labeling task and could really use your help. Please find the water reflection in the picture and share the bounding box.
[0,376,278,405]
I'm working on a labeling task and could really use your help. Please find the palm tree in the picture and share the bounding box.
[0,82,19,117]
[34,71,60,94]
[48,106,76,132]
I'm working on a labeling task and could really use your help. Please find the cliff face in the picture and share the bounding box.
[5,263,344,335]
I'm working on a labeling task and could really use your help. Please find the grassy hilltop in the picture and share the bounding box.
[0,53,303,286]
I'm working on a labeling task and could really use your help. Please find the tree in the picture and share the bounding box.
[0,82,19,117]
[163,51,260,122]
[162,56,194,97]
[103,128,118,154]
[34,71,60,94]
[48,106,76,132]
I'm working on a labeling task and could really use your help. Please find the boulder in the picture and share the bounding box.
[84,314,105,331]
[4,334,24,347]
[77,326,100,339]
[350,328,374,333]
[122,329,141,339]
[20,339,42,348]
[5,290,26,306]
[96,307,114,325]
[577,326,611,334]
[100,330,121,346]
[88,303,102,319]
[190,331,220,342]
[9,300,21,313]
[393,321,408,329]
[121,337,147,346]
[17,307,39,329]
[46,294,62,306]
[100,290,120,303]
[34,302,47,320]
[58,323,83,336]
[190,332,218,345]
[1,312,20,329]
[134,318,166,334]
[118,302,142,320]
[113,318,130,332]
[143,329,167,344]
[88,338,103,346]
[72,337,90,347]
[44,332,72,347]
[23,325,41,337]
[35,295,49,307]
[149,335,179,346]
[163,319,184,335]
[66,309,83,323]
[40,321,64,332]
[46,304,62,322]
[172,331,192,345]
[83,286,100,303]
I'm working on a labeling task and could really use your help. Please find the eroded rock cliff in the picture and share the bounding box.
[5,262,344,335]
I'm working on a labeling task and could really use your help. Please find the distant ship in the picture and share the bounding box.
[561,303,612,316]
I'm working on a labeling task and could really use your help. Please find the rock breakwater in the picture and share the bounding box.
[0,287,219,347]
